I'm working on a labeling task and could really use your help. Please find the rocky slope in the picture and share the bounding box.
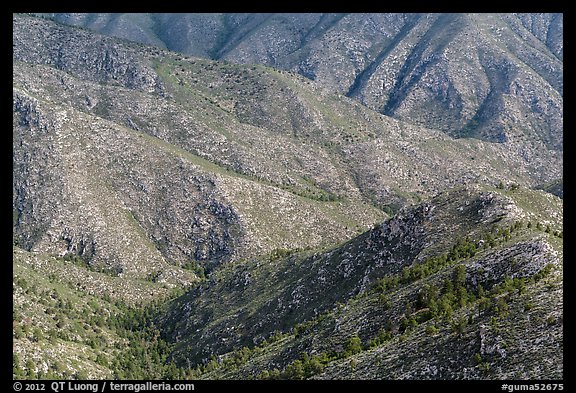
[12,241,202,379]
[13,14,563,381]
[42,12,563,151]
[160,185,563,379]
[13,14,562,277]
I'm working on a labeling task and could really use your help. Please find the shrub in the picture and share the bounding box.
[344,335,363,357]
[285,360,305,379]
[473,353,483,364]
[425,325,439,335]
[450,316,468,335]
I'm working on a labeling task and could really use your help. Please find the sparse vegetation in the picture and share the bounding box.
[12,13,563,381]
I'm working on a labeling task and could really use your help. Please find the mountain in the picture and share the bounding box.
[41,13,563,151]
[162,185,562,379]
[13,14,563,381]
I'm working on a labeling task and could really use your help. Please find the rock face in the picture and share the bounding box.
[45,12,563,150]
[13,16,164,94]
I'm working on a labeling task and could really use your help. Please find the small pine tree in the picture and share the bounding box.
[425,325,439,335]
[307,357,324,375]
[450,316,468,335]
[25,359,35,379]
[493,297,509,317]
[477,296,491,318]
[13,353,24,379]
[285,360,305,379]
[479,362,491,372]
[439,297,454,318]
[428,298,439,318]
[344,335,363,357]
[473,353,483,364]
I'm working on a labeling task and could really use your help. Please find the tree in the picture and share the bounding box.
[95,354,108,367]
[452,265,466,289]
[439,297,454,318]
[425,325,439,335]
[418,284,439,309]
[379,294,391,309]
[479,362,491,373]
[450,316,468,335]
[32,327,43,342]
[400,313,418,332]
[204,358,219,372]
[304,356,324,376]
[285,360,305,379]
[14,325,24,340]
[473,353,483,364]
[485,233,496,248]
[514,278,526,295]
[375,329,393,345]
[25,359,35,379]
[428,298,439,318]
[401,266,411,283]
[456,286,469,308]
[492,297,509,317]
[443,277,454,295]
[475,296,489,318]
[268,368,281,379]
[13,354,24,379]
[164,362,180,380]
[344,335,363,357]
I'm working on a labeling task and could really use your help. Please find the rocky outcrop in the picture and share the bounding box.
[13,15,165,94]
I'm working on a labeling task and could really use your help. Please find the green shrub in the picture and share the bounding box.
[344,335,363,357]
[425,325,439,335]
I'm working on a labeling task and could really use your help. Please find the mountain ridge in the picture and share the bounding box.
[162,184,562,379]
[39,12,563,151]
[12,13,563,381]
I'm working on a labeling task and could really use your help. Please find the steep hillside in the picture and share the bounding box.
[42,12,563,151]
[13,245,194,379]
[161,185,562,379]
[13,14,563,381]
[13,14,385,277]
[13,14,561,277]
